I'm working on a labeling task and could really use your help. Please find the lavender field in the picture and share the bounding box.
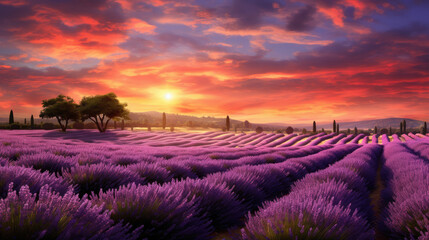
[0,130,428,239]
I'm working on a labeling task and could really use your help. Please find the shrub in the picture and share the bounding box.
[128,162,173,184]
[206,172,267,211]
[255,126,263,133]
[0,166,71,198]
[93,183,212,240]
[0,184,133,240]
[167,179,246,231]
[159,162,198,180]
[16,153,77,175]
[63,164,146,197]
[243,195,373,239]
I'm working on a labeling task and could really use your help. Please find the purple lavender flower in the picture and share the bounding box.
[0,184,134,240]
[93,182,212,240]
[63,163,146,197]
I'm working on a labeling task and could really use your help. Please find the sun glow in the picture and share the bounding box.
[164,93,173,100]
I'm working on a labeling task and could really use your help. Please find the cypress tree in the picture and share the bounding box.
[24,118,27,125]
[30,115,34,129]
[374,126,378,134]
[313,121,316,133]
[403,120,406,134]
[333,120,336,133]
[354,127,358,134]
[423,122,427,135]
[9,110,14,124]
[226,115,231,131]
[162,112,166,129]
[400,122,403,134]
[336,124,339,134]
[389,126,392,135]
[347,128,350,134]
[121,119,125,130]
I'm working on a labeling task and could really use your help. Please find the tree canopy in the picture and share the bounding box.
[79,92,129,132]
[39,95,80,132]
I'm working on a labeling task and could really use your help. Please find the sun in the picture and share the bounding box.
[164,93,173,100]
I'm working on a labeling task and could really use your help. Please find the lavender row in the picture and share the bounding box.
[380,143,429,239]
[85,145,359,240]
[243,144,382,239]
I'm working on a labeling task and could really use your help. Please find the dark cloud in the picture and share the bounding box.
[156,33,231,53]
[38,0,125,23]
[233,23,429,75]
[0,3,37,36]
[204,0,283,29]
[286,5,317,32]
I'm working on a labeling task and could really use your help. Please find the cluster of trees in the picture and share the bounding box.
[39,93,129,132]
[310,119,428,135]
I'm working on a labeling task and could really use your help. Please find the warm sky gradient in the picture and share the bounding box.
[1,0,429,123]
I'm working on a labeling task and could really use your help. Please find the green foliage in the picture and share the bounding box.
[10,123,20,129]
[162,112,166,129]
[79,93,129,132]
[30,115,34,128]
[39,95,80,132]
[8,110,14,124]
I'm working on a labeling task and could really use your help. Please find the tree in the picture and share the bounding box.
[422,122,427,135]
[313,121,316,133]
[121,119,125,130]
[244,120,250,129]
[162,112,166,129]
[336,124,339,134]
[79,93,129,133]
[374,126,378,134]
[354,127,358,134]
[31,115,34,129]
[389,126,392,135]
[403,120,406,134]
[39,95,80,132]
[400,122,403,134]
[333,120,336,133]
[226,115,230,131]
[9,110,14,124]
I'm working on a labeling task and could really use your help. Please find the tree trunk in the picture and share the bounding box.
[92,117,104,132]
[102,119,111,132]
[56,117,66,132]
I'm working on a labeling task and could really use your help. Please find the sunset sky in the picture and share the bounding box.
[1,0,429,123]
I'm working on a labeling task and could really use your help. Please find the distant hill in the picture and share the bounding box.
[130,113,426,131]
[1,113,426,131]
[269,118,426,130]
